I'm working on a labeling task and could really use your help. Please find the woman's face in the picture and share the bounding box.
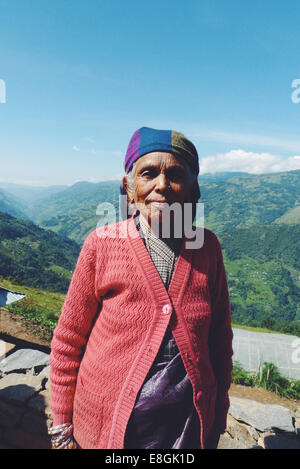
[125,152,194,230]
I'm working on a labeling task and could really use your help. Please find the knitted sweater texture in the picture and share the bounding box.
[50,216,233,449]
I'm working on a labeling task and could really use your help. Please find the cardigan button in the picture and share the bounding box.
[162,304,172,315]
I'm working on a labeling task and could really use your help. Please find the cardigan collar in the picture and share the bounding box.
[126,212,194,308]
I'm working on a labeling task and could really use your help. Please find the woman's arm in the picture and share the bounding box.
[50,232,100,427]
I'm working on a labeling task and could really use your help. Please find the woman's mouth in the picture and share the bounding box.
[149,201,168,210]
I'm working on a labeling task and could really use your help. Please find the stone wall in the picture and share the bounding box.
[0,338,52,449]
[219,397,300,449]
[0,337,300,449]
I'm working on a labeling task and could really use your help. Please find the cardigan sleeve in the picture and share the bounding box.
[208,236,233,433]
[50,231,100,425]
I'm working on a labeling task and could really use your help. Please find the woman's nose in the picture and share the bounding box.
[155,173,169,191]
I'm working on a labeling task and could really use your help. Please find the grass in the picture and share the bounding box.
[232,361,300,400]
[231,322,278,334]
[0,275,65,338]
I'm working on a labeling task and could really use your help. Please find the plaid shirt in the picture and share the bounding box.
[137,215,182,288]
[137,215,182,360]
[125,214,201,449]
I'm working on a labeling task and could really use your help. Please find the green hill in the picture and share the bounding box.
[199,169,300,236]
[198,171,250,183]
[0,188,29,220]
[24,180,121,245]
[0,275,67,342]
[26,180,121,222]
[0,211,80,293]
[3,170,300,246]
[221,223,300,271]
[274,205,300,225]
[26,169,300,245]
[221,224,300,332]
[0,182,68,204]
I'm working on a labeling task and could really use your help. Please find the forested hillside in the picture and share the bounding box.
[199,170,300,236]
[0,188,29,221]
[0,211,80,293]
[221,224,300,332]
[19,169,300,246]
[25,180,121,245]
[1,169,300,335]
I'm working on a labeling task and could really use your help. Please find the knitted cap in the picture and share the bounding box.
[124,127,199,175]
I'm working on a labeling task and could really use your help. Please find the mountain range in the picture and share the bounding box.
[2,170,300,245]
[1,169,300,334]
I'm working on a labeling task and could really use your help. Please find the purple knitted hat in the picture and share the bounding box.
[124,127,199,175]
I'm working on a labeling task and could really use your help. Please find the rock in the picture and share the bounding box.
[229,396,294,433]
[0,349,49,373]
[5,426,51,449]
[294,418,300,436]
[0,340,16,360]
[295,407,300,436]
[27,388,52,418]
[0,372,44,405]
[260,432,300,450]
[218,432,251,449]
[38,365,50,379]
[21,409,51,436]
[257,436,265,448]
[0,345,53,449]
[218,414,258,449]
[0,340,299,450]
[0,399,25,427]
[246,425,260,442]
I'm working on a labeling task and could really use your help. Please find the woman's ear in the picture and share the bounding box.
[121,176,135,220]
[122,176,134,203]
[191,179,201,203]
[121,176,127,194]
[120,176,127,196]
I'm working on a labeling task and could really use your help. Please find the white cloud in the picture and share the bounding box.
[189,129,300,154]
[73,145,80,152]
[0,178,51,186]
[72,173,123,184]
[200,149,300,175]
[110,150,123,158]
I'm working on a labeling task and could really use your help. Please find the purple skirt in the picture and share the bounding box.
[124,330,201,449]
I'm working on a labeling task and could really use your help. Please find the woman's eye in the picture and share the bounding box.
[141,169,157,178]
[168,169,184,181]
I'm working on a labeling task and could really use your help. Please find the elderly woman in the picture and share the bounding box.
[49,127,233,450]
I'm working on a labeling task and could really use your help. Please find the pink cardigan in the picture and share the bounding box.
[50,216,233,449]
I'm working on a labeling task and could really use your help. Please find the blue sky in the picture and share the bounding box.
[1,0,300,186]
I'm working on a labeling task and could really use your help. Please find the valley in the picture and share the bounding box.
[1,169,300,337]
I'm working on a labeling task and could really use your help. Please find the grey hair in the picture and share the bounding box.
[125,162,137,194]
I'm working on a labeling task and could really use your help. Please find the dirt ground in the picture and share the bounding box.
[229,383,300,411]
[1,307,300,411]
[0,307,52,348]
